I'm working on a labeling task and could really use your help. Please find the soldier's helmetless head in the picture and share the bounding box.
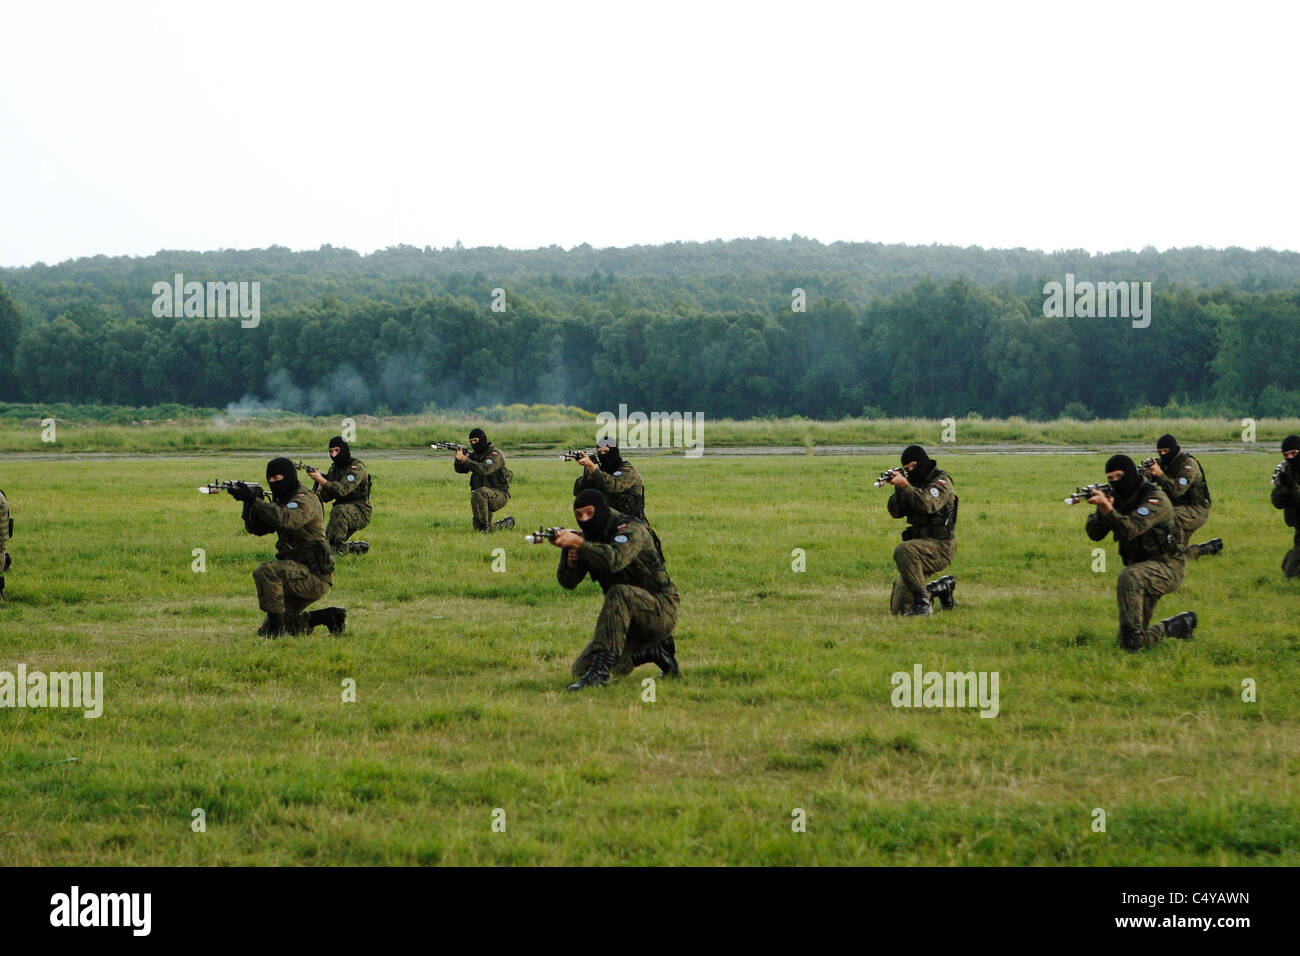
[1283,435,1300,460]
[469,427,487,450]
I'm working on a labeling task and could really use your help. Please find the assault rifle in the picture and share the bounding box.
[561,449,594,462]
[294,461,319,475]
[1140,457,1159,470]
[430,441,469,454]
[1063,483,1114,505]
[874,467,906,488]
[198,480,270,501]
[1273,461,1293,486]
[524,526,581,544]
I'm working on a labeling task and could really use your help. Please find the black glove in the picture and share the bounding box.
[227,482,253,502]
[1280,467,1297,490]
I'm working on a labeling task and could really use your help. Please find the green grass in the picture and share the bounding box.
[0,452,1297,865]
[4,405,1300,453]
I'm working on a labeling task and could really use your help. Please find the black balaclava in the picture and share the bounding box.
[267,456,299,505]
[329,436,351,469]
[1106,454,1141,500]
[1157,433,1180,467]
[1283,435,1300,475]
[901,444,933,485]
[573,488,611,538]
[597,442,623,474]
[469,428,488,456]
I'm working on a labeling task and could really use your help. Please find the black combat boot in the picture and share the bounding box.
[631,637,679,677]
[567,649,615,691]
[656,636,679,677]
[926,575,956,611]
[904,590,933,617]
[0,575,5,600]
[307,606,347,635]
[1118,626,1144,652]
[258,612,287,638]
[1160,611,1197,639]
[1192,539,1223,557]
[347,541,369,555]
[492,516,515,531]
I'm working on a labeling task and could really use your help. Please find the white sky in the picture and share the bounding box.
[1,0,1296,267]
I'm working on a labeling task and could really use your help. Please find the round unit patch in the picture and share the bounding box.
[1136,506,1150,516]
[929,487,940,497]
[613,471,623,476]
[1178,477,1187,485]
[287,501,299,509]
[346,474,356,482]
[613,535,628,543]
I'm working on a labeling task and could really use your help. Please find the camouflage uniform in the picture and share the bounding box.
[317,457,372,550]
[1144,451,1211,554]
[1086,482,1185,648]
[1270,462,1300,577]
[886,464,957,614]
[244,489,335,634]
[0,487,10,596]
[574,461,648,522]
[454,441,512,529]
[560,511,680,679]
[573,457,665,560]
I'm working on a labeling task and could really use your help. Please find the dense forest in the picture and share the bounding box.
[1,237,1297,419]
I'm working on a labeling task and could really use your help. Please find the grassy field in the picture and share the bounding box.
[1,451,1297,865]
[3,407,1300,453]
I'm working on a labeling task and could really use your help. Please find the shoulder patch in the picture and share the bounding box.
[1178,477,1187,486]
[612,470,622,476]
[346,474,356,482]
[286,501,300,509]
[617,523,628,530]
[613,534,628,543]
[1136,506,1149,516]
[937,478,947,484]
[929,487,940,497]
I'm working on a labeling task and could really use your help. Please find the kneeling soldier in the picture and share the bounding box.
[885,445,958,616]
[551,489,680,691]
[1085,454,1195,651]
[1270,435,1300,578]
[308,436,372,555]
[1141,433,1221,558]
[230,457,345,638]
[0,483,10,599]
[452,428,515,532]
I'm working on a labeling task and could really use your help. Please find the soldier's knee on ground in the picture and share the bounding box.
[1283,550,1300,578]
[889,578,911,615]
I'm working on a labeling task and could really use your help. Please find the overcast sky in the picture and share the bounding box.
[2,1,1296,267]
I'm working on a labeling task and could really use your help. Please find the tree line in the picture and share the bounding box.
[0,239,1297,419]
